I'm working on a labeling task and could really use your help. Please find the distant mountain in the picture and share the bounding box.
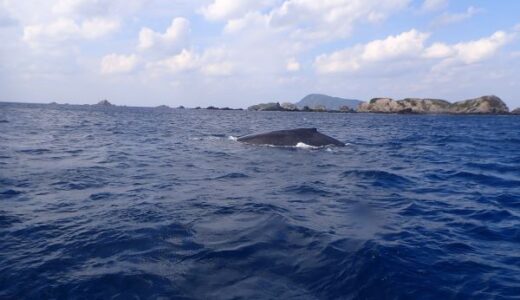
[295,94,362,110]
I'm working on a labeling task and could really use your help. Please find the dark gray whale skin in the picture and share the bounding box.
[237,128,345,147]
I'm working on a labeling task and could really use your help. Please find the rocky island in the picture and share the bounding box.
[95,99,114,107]
[247,94,513,115]
[358,95,509,114]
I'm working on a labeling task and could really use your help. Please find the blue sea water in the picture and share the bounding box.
[0,102,519,299]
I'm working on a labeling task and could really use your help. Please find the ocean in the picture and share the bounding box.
[1,102,519,299]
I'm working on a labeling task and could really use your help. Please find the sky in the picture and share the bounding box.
[0,0,519,108]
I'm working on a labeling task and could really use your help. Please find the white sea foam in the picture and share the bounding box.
[295,142,320,149]
[228,136,238,141]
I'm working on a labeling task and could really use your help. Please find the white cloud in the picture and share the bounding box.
[315,29,428,73]
[269,0,411,41]
[199,0,273,21]
[315,49,362,73]
[23,17,120,47]
[23,19,78,44]
[199,47,235,76]
[428,31,513,66]
[51,0,146,18]
[52,0,96,15]
[450,31,513,64]
[432,6,480,27]
[138,17,190,51]
[4,0,145,24]
[146,47,236,77]
[316,29,515,75]
[147,49,199,73]
[362,29,429,61]
[81,18,121,39]
[224,12,268,34]
[101,53,138,74]
[423,42,454,58]
[316,28,516,74]
[201,62,234,76]
[213,0,411,42]
[421,0,448,12]
[286,57,300,72]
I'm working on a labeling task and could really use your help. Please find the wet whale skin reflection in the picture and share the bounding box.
[237,128,345,147]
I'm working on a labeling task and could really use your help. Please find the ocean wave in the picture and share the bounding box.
[0,189,22,198]
[16,148,51,155]
[0,212,22,227]
[341,169,413,188]
[470,209,515,222]
[215,172,249,179]
[283,183,338,196]
[445,171,519,187]
[465,162,520,174]
[89,192,114,201]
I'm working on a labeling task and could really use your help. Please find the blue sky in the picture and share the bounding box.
[0,0,519,108]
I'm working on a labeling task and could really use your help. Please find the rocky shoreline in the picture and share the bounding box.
[248,95,517,115]
[247,102,355,113]
[43,95,518,115]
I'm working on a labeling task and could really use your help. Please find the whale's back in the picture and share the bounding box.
[237,128,344,147]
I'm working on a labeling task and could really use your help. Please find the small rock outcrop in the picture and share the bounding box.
[357,95,509,114]
[511,108,520,115]
[450,95,509,114]
[281,102,298,111]
[338,106,353,112]
[96,99,114,107]
[248,102,285,111]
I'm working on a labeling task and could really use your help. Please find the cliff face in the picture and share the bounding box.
[450,95,509,114]
[357,98,451,113]
[357,95,509,114]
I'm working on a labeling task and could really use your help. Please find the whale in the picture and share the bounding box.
[237,128,345,147]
